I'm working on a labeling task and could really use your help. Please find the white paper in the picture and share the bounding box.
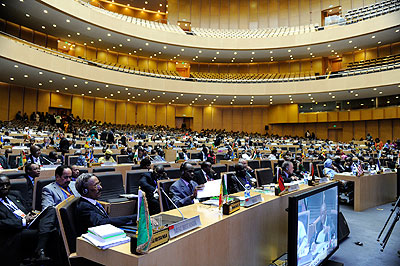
[196,179,221,198]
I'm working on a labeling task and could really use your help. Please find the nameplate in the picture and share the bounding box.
[319,177,329,183]
[168,215,201,238]
[288,184,300,192]
[244,194,262,207]
[150,228,169,249]
[223,199,240,215]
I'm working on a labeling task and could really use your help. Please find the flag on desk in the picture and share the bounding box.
[219,174,228,209]
[377,150,382,170]
[357,163,364,177]
[309,163,315,179]
[18,151,26,168]
[276,168,285,194]
[136,189,153,254]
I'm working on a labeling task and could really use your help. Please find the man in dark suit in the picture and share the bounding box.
[178,148,189,161]
[41,165,80,209]
[0,152,10,169]
[170,163,201,207]
[23,163,41,209]
[281,161,299,183]
[138,164,169,215]
[0,175,57,265]
[228,163,255,194]
[58,133,70,155]
[194,161,217,185]
[26,145,47,166]
[74,173,137,236]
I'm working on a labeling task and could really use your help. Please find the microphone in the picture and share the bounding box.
[42,156,54,165]
[159,187,185,220]
[231,174,246,191]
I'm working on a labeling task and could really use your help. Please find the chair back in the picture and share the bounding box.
[215,154,225,163]
[95,172,125,201]
[260,160,272,169]
[33,177,55,211]
[126,169,149,194]
[56,196,79,256]
[10,178,29,203]
[68,156,79,166]
[92,167,115,173]
[248,160,260,170]
[131,165,142,170]
[2,171,25,179]
[255,168,274,186]
[212,164,227,178]
[157,179,179,212]
[190,152,202,160]
[116,155,133,164]
[164,168,181,179]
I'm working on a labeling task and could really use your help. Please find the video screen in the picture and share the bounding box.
[297,186,338,266]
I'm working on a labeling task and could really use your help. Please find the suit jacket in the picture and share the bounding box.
[228,174,253,194]
[75,197,136,236]
[41,181,80,209]
[138,172,162,215]
[0,191,31,247]
[26,155,48,166]
[59,138,70,154]
[23,174,34,210]
[170,178,198,207]
[0,155,10,169]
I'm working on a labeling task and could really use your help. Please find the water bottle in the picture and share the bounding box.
[244,184,251,199]
[352,165,357,176]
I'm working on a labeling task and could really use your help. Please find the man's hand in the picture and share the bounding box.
[25,212,38,224]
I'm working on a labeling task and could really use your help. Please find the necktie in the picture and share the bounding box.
[187,182,194,193]
[95,201,108,216]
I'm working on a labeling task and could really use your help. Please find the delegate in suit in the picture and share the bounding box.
[41,165,80,209]
[0,175,58,265]
[74,173,137,236]
[170,163,201,207]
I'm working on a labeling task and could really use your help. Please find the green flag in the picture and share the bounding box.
[136,189,153,254]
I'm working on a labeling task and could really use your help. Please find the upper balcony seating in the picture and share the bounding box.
[76,0,400,39]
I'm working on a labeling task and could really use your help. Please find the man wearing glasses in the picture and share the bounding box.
[41,165,80,209]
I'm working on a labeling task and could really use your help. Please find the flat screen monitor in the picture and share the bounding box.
[288,182,339,266]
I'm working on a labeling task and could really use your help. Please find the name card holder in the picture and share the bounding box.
[287,184,300,192]
[244,194,262,207]
[150,228,170,249]
[223,199,240,215]
[168,215,201,239]
[318,177,329,184]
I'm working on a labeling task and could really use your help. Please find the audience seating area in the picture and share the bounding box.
[190,71,317,82]
[344,0,400,24]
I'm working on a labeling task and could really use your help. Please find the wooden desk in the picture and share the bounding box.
[76,183,331,266]
[334,172,397,212]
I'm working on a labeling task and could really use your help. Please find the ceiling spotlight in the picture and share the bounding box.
[327,44,331,47]
[66,19,70,23]
[25,13,30,17]
[348,40,352,43]
[52,24,56,27]
[10,77,14,81]
[371,35,376,39]
[39,72,43,75]
[127,38,131,42]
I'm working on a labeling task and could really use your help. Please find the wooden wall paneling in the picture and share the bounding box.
[158,61,167,71]
[5,21,20,37]
[210,0,220,29]
[252,107,264,133]
[232,108,243,132]
[310,0,321,25]
[311,58,323,74]
[364,0,376,5]
[384,106,398,119]
[278,0,289,27]
[353,121,366,140]
[126,102,136,125]
[167,0,179,25]
[71,95,83,119]
[307,113,317,123]
[360,109,372,120]
[222,107,233,132]
[94,98,105,122]
[116,101,126,125]
[327,111,338,122]
[338,111,349,121]
[9,85,24,118]
[352,0,364,9]
[83,97,94,121]
[365,48,377,60]
[288,0,300,27]
[317,112,328,122]
[378,45,391,57]
[239,0,249,29]
[229,0,239,29]
[294,123,304,137]
[50,93,72,109]
[148,59,157,70]
[128,56,138,67]
[192,106,203,132]
[342,53,353,67]
[166,105,176,128]
[200,0,210,28]
[0,83,9,121]
[212,107,223,130]
[290,61,300,73]
[342,122,353,142]
[299,113,307,123]
[354,51,365,62]
[176,106,193,117]
[156,105,167,126]
[86,47,97,60]
[372,108,384,120]
[366,120,379,139]
[349,109,361,121]
[286,104,299,123]
[262,108,269,131]
[393,119,400,140]
[146,104,156,125]
[391,43,400,54]
[107,52,118,64]
[118,55,129,66]
[268,0,278,28]
[316,123,327,140]
[249,64,258,73]
[136,103,147,125]
[258,0,269,28]
[299,0,310,25]
[105,100,116,124]
[269,62,279,73]
[23,88,37,115]
[138,59,148,70]
[179,0,191,22]
[33,32,46,47]
[203,106,213,130]
[190,0,201,27]
[37,90,50,113]
[249,0,258,28]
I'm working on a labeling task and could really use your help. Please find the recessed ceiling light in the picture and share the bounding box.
[43,9,48,14]
[378,41,382,44]
[77,32,80,35]
[87,27,91,30]
[354,46,357,49]
[355,94,359,97]
[288,49,291,52]
[105,97,107,99]
[66,19,70,23]
[348,40,352,43]
[56,90,59,92]
[67,34,71,37]
[62,77,66,80]
[110,94,114,96]
[73,84,77,87]
[10,77,14,81]
[270,51,273,54]
[379,91,383,94]
[138,94,141,96]
[145,43,149,46]
[216,52,220,54]
[39,72,43,75]
[251,52,255,54]
[25,13,30,17]
[23,74,28,78]
[332,96,335,99]
[105,85,109,88]
[107,33,111,37]
[396,29,400,33]
[371,35,376,39]
[127,99,130,102]
[52,24,56,27]
[64,87,68,90]
[14,65,18,68]
[96,88,100,90]
[373,88,377,90]
[127,38,131,42]
[41,25,46,29]
[327,44,331,47]
[98,38,102,41]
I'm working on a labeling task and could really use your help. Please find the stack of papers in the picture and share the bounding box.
[82,224,130,250]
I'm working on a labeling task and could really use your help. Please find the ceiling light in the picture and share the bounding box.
[96,88,100,90]
[371,35,376,39]
[332,96,335,99]
[39,72,43,75]
[354,46,357,49]
[52,24,56,27]
[145,43,149,46]
[56,90,59,92]
[138,94,141,96]
[117,91,121,94]
[270,51,273,54]
[73,84,77,87]
[66,19,70,23]
[373,88,377,90]
[216,52,220,54]
[181,48,184,52]
[348,40,352,43]
[62,77,66,80]
[98,39,102,42]
[378,41,382,44]
[25,13,30,17]
[41,26,45,29]
[87,27,91,30]
[327,44,331,47]
[10,77,14,81]
[127,38,131,42]
[355,94,359,97]
[379,91,382,94]
[64,87,68,90]
[307,47,310,50]
[288,49,291,52]
[396,29,399,33]
[14,65,18,68]
[23,74,28,78]
[110,94,113,96]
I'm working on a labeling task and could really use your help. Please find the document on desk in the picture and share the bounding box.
[197,179,221,198]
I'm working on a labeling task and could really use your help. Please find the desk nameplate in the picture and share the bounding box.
[168,215,201,238]
[244,194,262,207]
[288,184,300,192]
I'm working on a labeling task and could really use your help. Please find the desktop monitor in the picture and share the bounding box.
[288,182,339,266]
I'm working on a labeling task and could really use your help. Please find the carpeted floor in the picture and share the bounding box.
[330,202,400,266]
